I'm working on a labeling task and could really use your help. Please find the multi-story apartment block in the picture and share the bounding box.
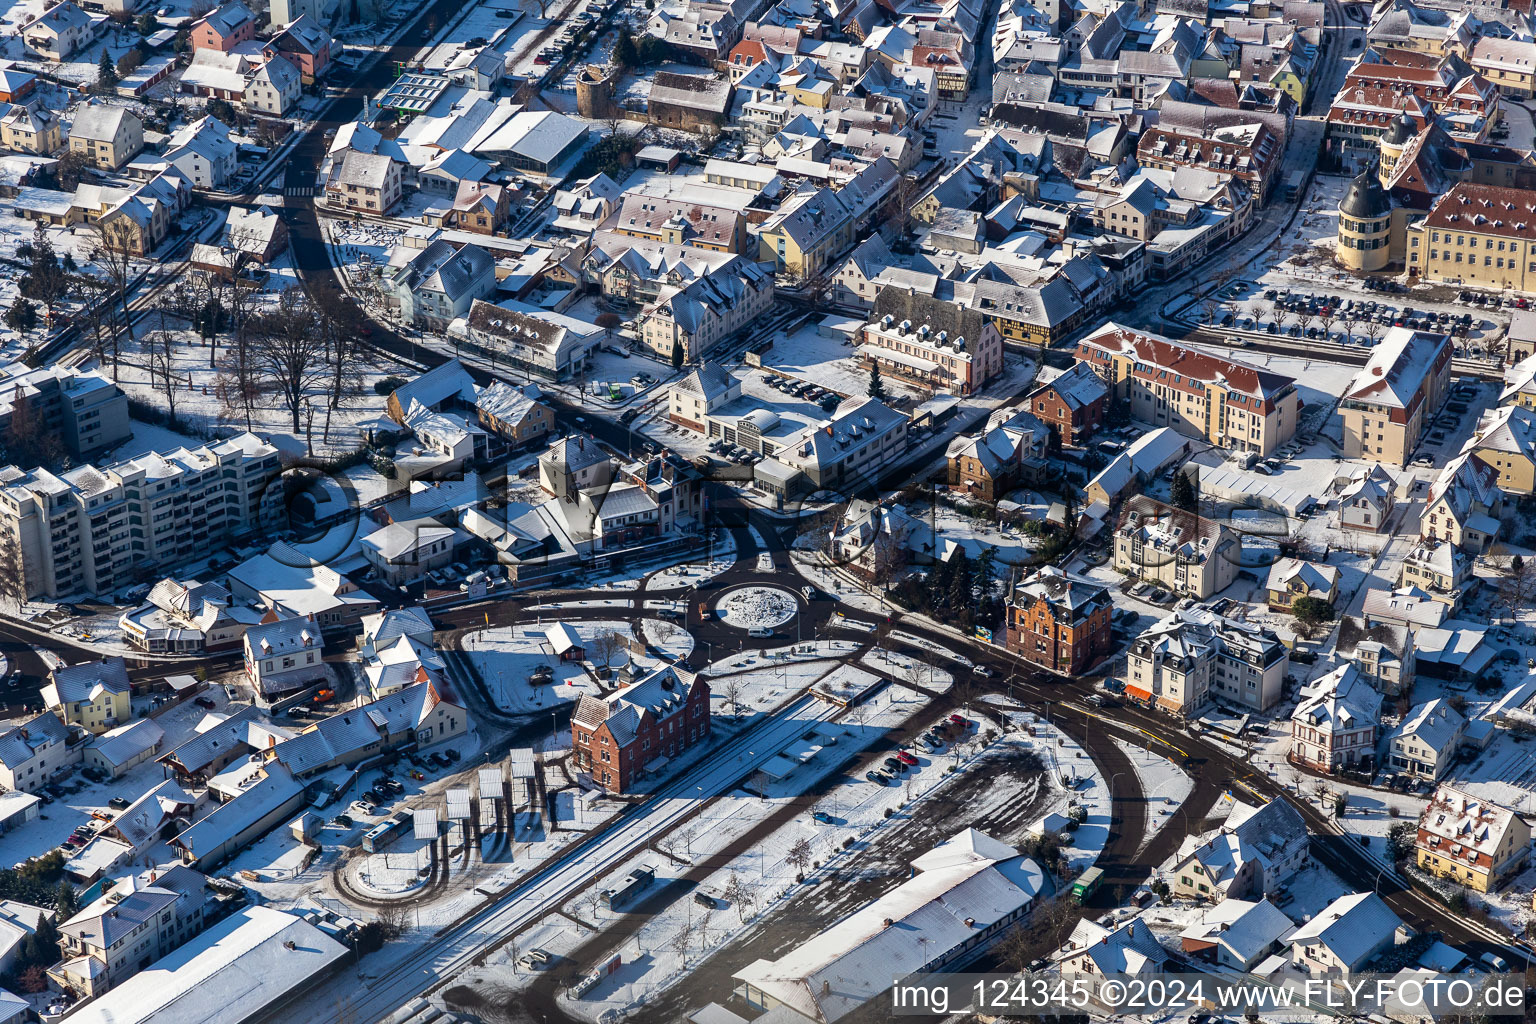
[1113,496,1243,600]
[571,665,710,793]
[1407,185,1536,290]
[1024,363,1108,444]
[0,363,129,460]
[858,312,1005,395]
[1136,122,1283,199]
[1416,785,1531,892]
[50,866,209,999]
[0,433,284,600]
[1339,327,1451,466]
[1004,566,1112,676]
[1290,663,1382,771]
[1126,608,1288,715]
[1075,323,1302,456]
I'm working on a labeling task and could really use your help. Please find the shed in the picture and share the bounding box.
[635,145,681,172]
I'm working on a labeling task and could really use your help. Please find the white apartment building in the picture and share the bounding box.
[1113,496,1243,599]
[1125,608,1288,715]
[0,433,284,600]
[51,866,209,999]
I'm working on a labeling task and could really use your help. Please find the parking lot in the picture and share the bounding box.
[1195,282,1505,357]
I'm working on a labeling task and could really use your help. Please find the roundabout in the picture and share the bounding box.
[713,585,799,631]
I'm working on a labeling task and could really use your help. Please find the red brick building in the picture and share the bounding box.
[571,666,710,793]
[1005,566,1113,675]
[1025,363,1109,445]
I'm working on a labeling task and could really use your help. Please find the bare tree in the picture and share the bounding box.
[668,919,692,966]
[722,872,755,923]
[722,675,743,713]
[996,921,1034,975]
[253,287,328,436]
[1294,310,1315,337]
[311,279,371,443]
[786,837,813,878]
[0,534,26,611]
[144,314,182,424]
[91,217,141,348]
[1361,319,1386,346]
[1318,311,1337,342]
[588,629,625,670]
[697,909,712,948]
[1496,558,1536,621]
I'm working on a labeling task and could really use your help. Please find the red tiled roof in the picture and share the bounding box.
[1076,322,1297,407]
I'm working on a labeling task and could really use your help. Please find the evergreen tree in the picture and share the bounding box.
[1170,469,1197,513]
[97,49,118,88]
[867,362,887,401]
[670,336,684,369]
[613,32,639,68]
[4,297,36,333]
[55,880,77,918]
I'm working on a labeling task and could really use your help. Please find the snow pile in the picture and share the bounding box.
[715,587,797,630]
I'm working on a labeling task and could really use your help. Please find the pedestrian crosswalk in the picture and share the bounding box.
[284,185,316,197]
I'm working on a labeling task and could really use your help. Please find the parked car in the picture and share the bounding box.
[896,751,918,765]
[883,757,907,774]
[866,771,887,784]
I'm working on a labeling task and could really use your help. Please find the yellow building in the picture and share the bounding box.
[1416,784,1531,893]
[0,104,59,155]
[1336,168,1393,272]
[1470,37,1536,100]
[42,658,132,735]
[1465,404,1536,494]
[1338,327,1451,466]
[756,186,853,277]
[1407,184,1536,290]
[1075,322,1302,456]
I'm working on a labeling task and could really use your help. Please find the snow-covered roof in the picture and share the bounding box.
[87,719,165,769]
[1342,327,1450,410]
[45,657,130,707]
[66,906,347,1024]
[1287,891,1401,969]
[1293,663,1383,734]
[735,830,1044,1022]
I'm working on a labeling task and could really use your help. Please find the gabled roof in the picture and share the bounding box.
[46,657,131,707]
[1293,663,1383,732]
[1287,891,1401,968]
[195,1,255,38]
[571,665,700,746]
